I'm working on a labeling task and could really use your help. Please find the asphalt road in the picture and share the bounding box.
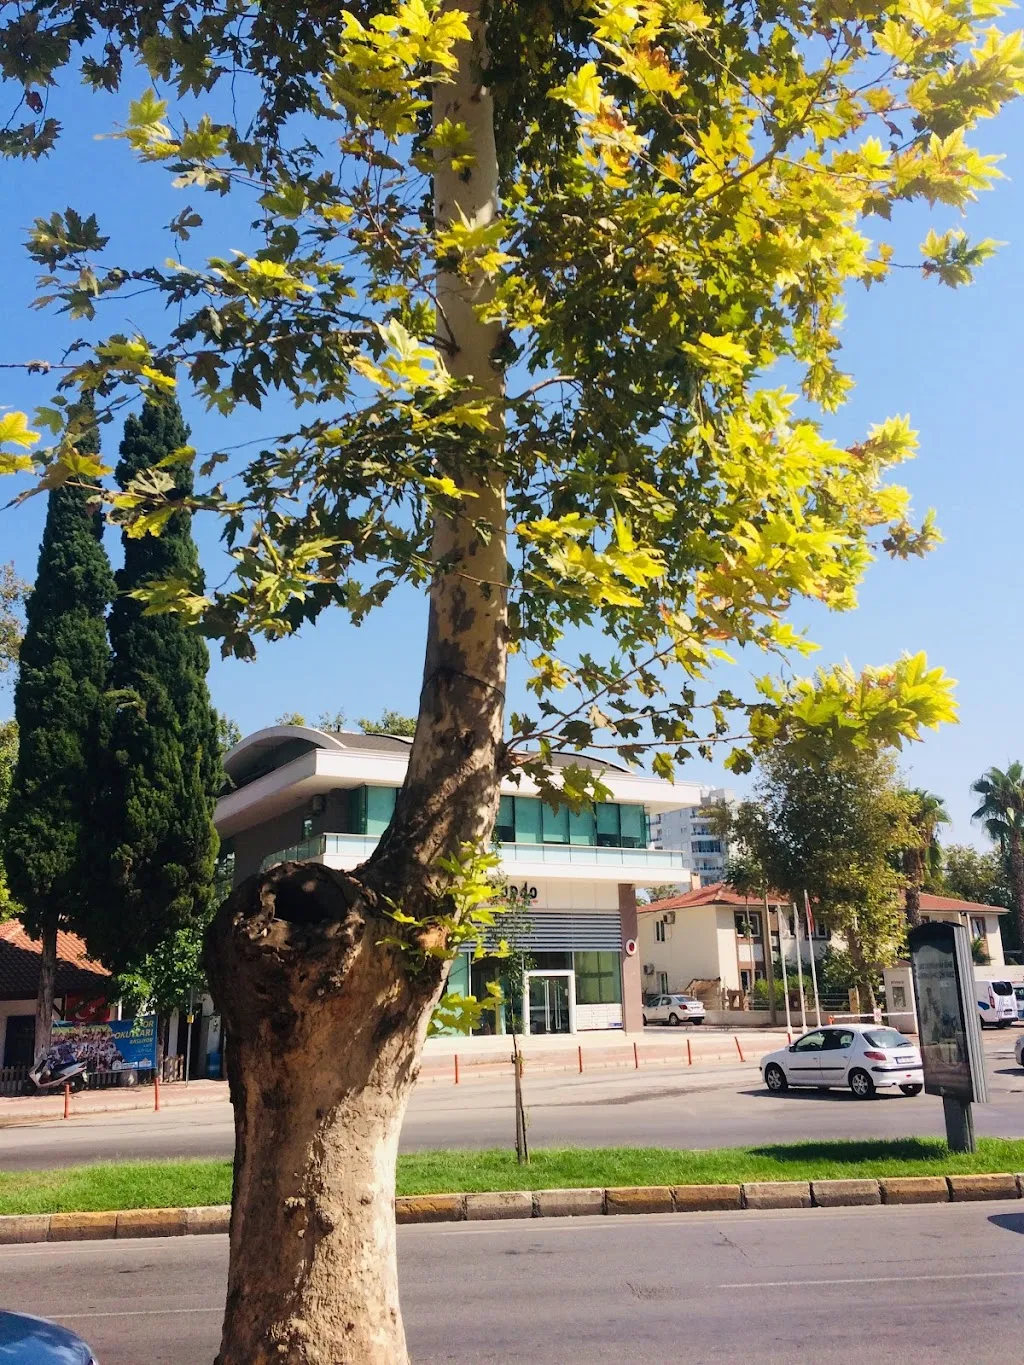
[3,1202,1024,1363]
[2,1035,1022,1169]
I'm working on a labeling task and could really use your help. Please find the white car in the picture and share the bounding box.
[761,1024,923,1099]
[1014,1033,1024,1068]
[643,994,706,1026]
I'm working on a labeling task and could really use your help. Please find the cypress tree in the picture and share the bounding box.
[90,397,221,974]
[2,412,114,1060]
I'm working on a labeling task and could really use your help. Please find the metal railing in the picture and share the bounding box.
[262,832,689,873]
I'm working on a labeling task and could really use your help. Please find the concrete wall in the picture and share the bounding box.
[231,805,307,883]
[638,906,724,993]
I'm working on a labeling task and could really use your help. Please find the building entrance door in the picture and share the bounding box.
[524,972,575,1035]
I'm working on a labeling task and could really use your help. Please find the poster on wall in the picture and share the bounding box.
[48,1017,159,1072]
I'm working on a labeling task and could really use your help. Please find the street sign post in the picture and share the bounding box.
[908,921,988,1153]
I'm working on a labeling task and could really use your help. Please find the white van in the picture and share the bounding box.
[976,978,1017,1028]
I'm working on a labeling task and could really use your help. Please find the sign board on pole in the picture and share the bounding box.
[48,1016,160,1073]
[908,922,987,1104]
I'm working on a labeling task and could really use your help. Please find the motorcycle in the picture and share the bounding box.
[22,1056,89,1097]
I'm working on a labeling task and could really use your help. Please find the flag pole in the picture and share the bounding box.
[804,889,822,1028]
[776,902,792,1035]
[792,902,807,1031]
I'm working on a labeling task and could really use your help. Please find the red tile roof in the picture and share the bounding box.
[638,882,1008,915]
[638,881,788,912]
[0,921,110,1002]
[918,892,1008,915]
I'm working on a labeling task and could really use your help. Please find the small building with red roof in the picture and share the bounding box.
[0,921,111,1069]
[638,881,1010,1004]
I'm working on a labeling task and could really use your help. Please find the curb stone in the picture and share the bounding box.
[811,1179,881,1208]
[0,1174,1019,1245]
[879,1176,949,1205]
[606,1186,673,1215]
[465,1191,532,1221]
[947,1173,1019,1202]
[49,1211,118,1241]
[742,1181,812,1210]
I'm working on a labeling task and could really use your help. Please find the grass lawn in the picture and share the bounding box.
[3,1138,1024,1214]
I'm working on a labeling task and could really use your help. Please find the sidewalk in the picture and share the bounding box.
[0,1079,229,1126]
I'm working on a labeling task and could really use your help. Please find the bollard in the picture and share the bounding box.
[735,1036,745,1062]
[787,1030,793,1044]
[578,1044,583,1074]
[63,1083,70,1120]
[633,1040,639,1070]
[154,1072,161,1112]
[686,1037,692,1067]
[454,1054,459,1085]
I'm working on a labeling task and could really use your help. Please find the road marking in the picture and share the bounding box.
[54,1307,223,1320]
[721,1270,1024,1290]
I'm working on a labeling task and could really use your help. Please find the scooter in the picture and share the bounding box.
[22,1056,89,1097]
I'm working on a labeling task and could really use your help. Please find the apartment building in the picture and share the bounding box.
[216,725,702,1039]
[647,786,737,884]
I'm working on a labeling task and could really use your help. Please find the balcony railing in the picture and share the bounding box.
[261,833,690,872]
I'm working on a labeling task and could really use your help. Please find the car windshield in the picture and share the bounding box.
[671,996,694,1003]
[864,1029,913,1049]
[992,981,1014,996]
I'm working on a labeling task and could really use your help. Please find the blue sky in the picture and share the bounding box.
[1,79,1022,845]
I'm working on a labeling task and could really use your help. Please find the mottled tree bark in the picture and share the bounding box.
[1009,829,1024,955]
[207,5,507,1361]
[33,916,57,1064]
[903,849,923,930]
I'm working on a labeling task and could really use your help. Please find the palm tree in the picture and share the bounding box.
[901,788,949,929]
[971,764,1024,948]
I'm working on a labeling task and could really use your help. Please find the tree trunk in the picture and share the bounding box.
[206,6,508,1361]
[207,865,448,1365]
[903,850,922,929]
[1007,828,1024,952]
[33,916,58,1064]
[846,930,876,1012]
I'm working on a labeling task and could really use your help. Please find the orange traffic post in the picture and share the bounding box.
[686,1037,692,1067]
[154,1071,161,1112]
[787,1029,793,1044]
[633,1040,639,1070]
[454,1054,459,1085]
[735,1036,745,1063]
[577,1045,583,1074]
[63,1083,70,1120]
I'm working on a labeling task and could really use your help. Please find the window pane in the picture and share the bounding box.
[595,803,620,845]
[365,786,397,835]
[568,804,596,845]
[541,801,569,844]
[575,951,622,1004]
[514,796,541,844]
[619,804,645,848]
[497,796,515,843]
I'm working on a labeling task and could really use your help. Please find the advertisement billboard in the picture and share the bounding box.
[47,1016,159,1072]
[909,922,988,1104]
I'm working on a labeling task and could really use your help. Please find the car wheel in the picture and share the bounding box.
[690,1017,704,1025]
[642,1016,648,1026]
[849,1068,875,1099]
[899,1084,923,1096]
[669,1013,680,1026]
[21,1080,34,1097]
[764,1063,788,1092]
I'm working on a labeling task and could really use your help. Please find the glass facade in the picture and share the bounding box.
[440,949,622,1035]
[497,794,646,849]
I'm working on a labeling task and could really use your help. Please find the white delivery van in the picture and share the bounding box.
[975,977,1017,1028]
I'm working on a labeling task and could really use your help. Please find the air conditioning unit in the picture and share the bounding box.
[643,963,655,975]
[665,911,676,925]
